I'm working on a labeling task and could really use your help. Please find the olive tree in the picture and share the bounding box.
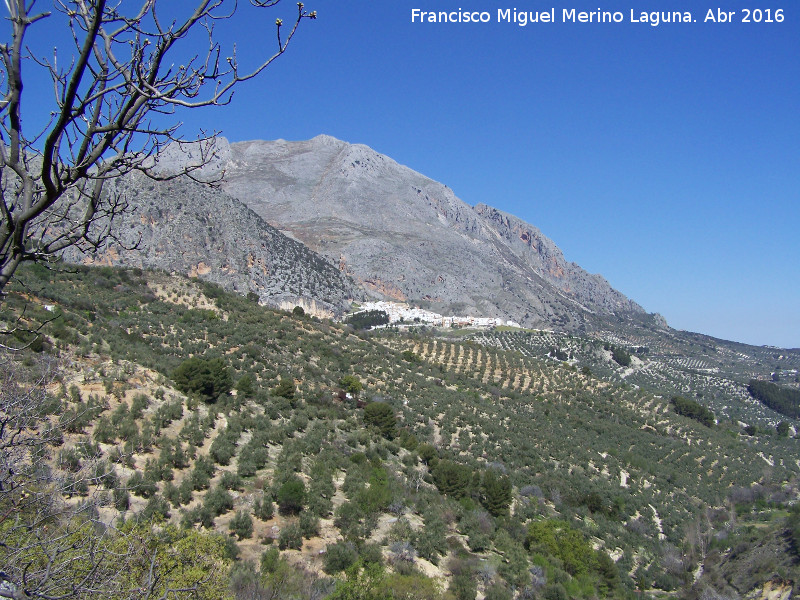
[1,349,246,600]
[0,0,316,298]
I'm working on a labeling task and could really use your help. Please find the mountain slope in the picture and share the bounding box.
[61,170,358,314]
[166,134,652,332]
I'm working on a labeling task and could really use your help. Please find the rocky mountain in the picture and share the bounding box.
[77,134,661,331]
[61,171,358,315]
[165,134,654,332]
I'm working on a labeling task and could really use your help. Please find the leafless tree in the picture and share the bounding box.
[0,0,316,298]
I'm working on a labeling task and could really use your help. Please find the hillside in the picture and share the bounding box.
[60,170,359,316]
[465,327,800,429]
[2,264,799,600]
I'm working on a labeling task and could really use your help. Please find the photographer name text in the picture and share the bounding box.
[410,8,786,26]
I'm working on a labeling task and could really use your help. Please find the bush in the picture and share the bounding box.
[339,375,363,396]
[209,431,237,465]
[220,471,244,491]
[128,472,158,498]
[235,374,255,399]
[482,470,512,517]
[190,464,211,491]
[261,547,281,573]
[113,486,130,511]
[414,511,448,564]
[360,543,384,567]
[299,511,320,538]
[542,583,568,600]
[277,476,306,515]
[363,402,397,439]
[230,510,253,540]
[526,520,595,577]
[432,460,472,498]
[323,541,358,574]
[344,310,389,330]
[671,395,715,427]
[278,522,303,550]
[204,485,234,517]
[417,443,438,465]
[172,356,232,402]
[139,494,170,521]
[254,496,275,521]
[485,583,513,600]
[748,379,800,418]
[272,377,295,400]
[449,573,477,600]
[611,346,631,367]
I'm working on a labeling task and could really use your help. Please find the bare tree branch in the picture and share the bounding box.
[0,0,316,298]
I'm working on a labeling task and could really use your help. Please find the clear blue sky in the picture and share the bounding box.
[19,1,800,347]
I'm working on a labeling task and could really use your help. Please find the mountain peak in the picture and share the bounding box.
[310,133,346,146]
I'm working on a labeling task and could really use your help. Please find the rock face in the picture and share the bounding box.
[184,134,648,331]
[61,170,358,313]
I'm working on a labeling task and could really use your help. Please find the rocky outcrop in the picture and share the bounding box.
[61,171,358,314]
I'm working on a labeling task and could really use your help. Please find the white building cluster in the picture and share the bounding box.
[355,301,520,329]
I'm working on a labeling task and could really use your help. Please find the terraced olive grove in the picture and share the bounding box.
[1,265,798,600]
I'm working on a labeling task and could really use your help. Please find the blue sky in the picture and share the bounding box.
[19,1,800,347]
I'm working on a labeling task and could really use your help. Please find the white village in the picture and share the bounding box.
[352,300,521,329]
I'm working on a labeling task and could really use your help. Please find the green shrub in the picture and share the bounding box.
[671,395,715,427]
[417,443,438,465]
[230,510,253,540]
[481,470,512,517]
[204,485,234,517]
[364,402,397,439]
[220,471,244,491]
[113,486,130,511]
[323,541,358,574]
[210,431,237,465]
[339,375,363,396]
[449,573,476,600]
[748,379,800,418]
[277,476,306,515]
[272,377,295,400]
[127,472,158,498]
[344,310,389,330]
[260,547,281,573]
[139,494,171,521]
[611,347,631,367]
[414,510,448,564]
[278,522,303,550]
[432,460,472,498]
[254,496,275,521]
[484,583,513,600]
[299,511,320,538]
[172,356,232,402]
[235,374,255,399]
